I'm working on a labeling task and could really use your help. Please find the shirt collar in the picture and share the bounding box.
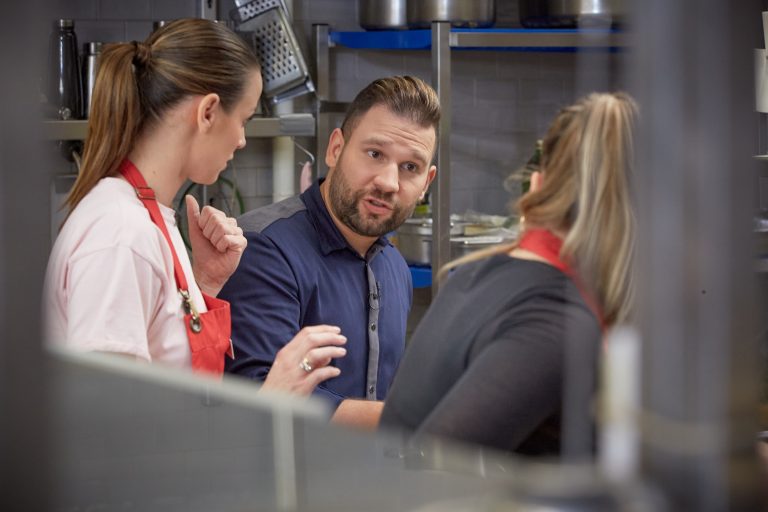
[301,178,391,260]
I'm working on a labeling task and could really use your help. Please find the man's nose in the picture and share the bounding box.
[374,163,399,193]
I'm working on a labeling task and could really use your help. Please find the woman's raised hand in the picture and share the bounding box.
[186,194,247,296]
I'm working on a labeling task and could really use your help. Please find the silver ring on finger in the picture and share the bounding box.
[299,356,313,373]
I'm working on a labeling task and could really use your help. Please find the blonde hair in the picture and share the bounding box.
[440,92,637,326]
[64,18,261,217]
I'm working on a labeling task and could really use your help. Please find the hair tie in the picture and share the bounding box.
[132,41,151,67]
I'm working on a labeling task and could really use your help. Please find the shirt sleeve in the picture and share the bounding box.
[220,232,345,410]
[413,316,570,453]
[64,245,164,360]
[220,232,298,378]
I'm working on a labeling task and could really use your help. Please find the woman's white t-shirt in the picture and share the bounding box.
[44,177,206,367]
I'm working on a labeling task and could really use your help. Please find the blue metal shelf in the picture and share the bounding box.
[329,28,626,52]
[409,265,433,289]
[330,29,432,50]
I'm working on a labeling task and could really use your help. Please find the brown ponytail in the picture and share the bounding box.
[64,18,261,216]
[65,43,141,214]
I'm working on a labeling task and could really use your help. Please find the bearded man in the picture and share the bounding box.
[219,76,439,429]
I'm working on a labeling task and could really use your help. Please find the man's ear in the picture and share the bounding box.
[421,165,437,199]
[196,93,221,133]
[325,128,345,168]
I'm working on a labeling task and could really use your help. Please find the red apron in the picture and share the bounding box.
[119,159,233,376]
[517,228,605,331]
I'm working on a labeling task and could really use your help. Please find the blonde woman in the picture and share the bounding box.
[380,92,637,455]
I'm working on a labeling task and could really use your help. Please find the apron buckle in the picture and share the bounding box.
[189,315,202,334]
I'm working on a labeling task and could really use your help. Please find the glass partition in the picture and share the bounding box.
[48,348,661,511]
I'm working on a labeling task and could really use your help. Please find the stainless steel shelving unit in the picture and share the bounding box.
[313,24,626,295]
[448,29,627,48]
[42,113,316,141]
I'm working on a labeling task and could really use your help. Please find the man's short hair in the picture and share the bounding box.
[341,76,441,143]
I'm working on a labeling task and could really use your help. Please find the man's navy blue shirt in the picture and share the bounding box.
[219,179,412,409]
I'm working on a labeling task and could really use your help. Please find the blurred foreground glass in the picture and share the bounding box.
[47,346,664,511]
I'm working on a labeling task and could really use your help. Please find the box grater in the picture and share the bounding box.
[230,0,288,24]
[230,1,315,103]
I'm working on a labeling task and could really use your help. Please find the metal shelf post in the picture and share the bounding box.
[431,21,451,296]
[313,24,332,177]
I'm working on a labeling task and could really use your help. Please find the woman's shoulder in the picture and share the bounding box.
[58,178,165,260]
[450,253,599,325]
[450,253,568,288]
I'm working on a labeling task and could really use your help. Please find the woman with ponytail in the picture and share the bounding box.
[44,19,346,393]
[380,92,637,455]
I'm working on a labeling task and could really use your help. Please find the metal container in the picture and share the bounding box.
[519,0,625,28]
[82,42,102,119]
[358,0,408,30]
[407,0,496,29]
[396,219,462,265]
[396,219,513,265]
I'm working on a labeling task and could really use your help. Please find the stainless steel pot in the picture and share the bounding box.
[519,0,625,28]
[358,0,409,30]
[396,219,463,265]
[395,219,513,265]
[407,0,496,29]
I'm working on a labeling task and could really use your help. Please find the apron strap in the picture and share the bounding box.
[517,228,605,330]
[118,159,189,291]
[119,158,233,369]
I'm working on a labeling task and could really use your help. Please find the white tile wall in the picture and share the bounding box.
[151,0,198,19]
[99,0,152,20]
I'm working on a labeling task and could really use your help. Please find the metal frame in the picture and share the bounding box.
[431,21,452,295]
[313,24,333,177]
[449,29,627,48]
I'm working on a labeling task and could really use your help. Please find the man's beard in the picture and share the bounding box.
[327,153,416,238]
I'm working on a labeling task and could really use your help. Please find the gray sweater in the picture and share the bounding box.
[380,254,601,456]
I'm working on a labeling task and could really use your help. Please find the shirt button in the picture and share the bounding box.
[370,323,376,331]
[368,385,375,395]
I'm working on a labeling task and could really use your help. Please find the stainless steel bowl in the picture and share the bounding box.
[519,0,625,28]
[395,218,514,265]
[407,0,496,29]
[395,219,464,265]
[358,0,409,30]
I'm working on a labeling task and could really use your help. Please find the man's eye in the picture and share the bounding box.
[402,163,418,173]
[367,150,381,159]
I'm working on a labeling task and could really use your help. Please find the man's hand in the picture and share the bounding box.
[186,195,247,296]
[262,325,347,396]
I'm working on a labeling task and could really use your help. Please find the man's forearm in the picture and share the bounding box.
[331,399,383,431]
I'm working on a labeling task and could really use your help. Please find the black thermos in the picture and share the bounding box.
[48,19,82,120]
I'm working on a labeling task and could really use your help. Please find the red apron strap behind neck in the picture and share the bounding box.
[517,228,605,330]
